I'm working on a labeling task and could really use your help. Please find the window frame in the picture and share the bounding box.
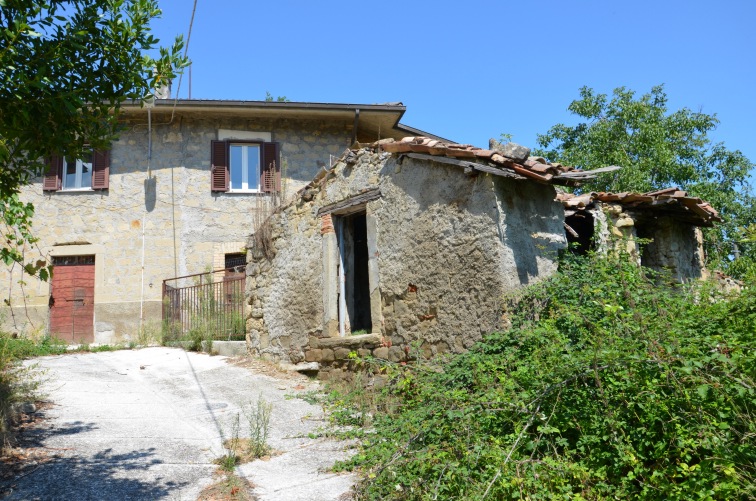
[61,148,94,191]
[228,142,263,193]
[210,140,280,194]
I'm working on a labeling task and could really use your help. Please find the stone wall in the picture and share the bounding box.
[0,112,353,341]
[637,216,705,280]
[246,147,566,367]
[590,203,705,281]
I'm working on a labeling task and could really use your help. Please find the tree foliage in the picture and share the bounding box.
[335,256,756,499]
[534,85,756,275]
[0,0,188,277]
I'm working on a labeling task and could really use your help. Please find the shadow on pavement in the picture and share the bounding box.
[2,415,188,500]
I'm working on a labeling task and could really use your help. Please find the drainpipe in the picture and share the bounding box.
[139,212,146,333]
[139,106,153,335]
[350,108,360,146]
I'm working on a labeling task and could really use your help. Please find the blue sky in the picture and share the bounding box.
[151,0,755,169]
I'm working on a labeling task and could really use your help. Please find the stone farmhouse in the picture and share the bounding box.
[245,137,721,378]
[1,99,441,343]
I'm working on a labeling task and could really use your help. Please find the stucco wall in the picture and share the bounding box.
[0,112,353,341]
[246,147,566,364]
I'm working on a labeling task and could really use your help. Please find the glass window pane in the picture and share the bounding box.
[64,157,77,188]
[230,145,242,189]
[247,145,260,190]
[80,150,92,188]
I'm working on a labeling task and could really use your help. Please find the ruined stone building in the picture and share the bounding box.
[0,99,439,343]
[559,189,721,281]
[245,137,722,377]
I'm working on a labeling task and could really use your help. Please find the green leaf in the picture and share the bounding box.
[696,384,710,399]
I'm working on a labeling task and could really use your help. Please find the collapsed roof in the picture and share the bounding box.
[558,188,722,227]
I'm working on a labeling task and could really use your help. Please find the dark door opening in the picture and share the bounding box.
[338,211,372,334]
[565,211,595,255]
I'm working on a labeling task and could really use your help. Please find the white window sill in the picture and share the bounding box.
[227,189,262,194]
[59,188,94,192]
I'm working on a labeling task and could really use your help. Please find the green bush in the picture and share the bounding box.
[336,255,756,500]
[0,334,63,448]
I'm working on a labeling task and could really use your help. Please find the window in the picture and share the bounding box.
[63,149,93,190]
[44,149,110,191]
[230,143,261,191]
[211,140,280,193]
[224,253,246,271]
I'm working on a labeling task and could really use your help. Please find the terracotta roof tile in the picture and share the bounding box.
[557,189,721,226]
[358,137,618,187]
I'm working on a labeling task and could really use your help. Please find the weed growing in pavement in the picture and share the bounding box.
[243,394,272,459]
[285,389,321,405]
[197,472,255,501]
[217,395,274,468]
[215,413,242,471]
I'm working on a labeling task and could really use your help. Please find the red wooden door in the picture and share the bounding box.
[50,256,95,343]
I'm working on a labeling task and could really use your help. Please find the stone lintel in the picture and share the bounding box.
[316,333,381,349]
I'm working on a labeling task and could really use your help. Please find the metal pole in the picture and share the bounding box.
[337,219,346,337]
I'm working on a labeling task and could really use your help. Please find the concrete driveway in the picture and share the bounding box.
[3,347,355,500]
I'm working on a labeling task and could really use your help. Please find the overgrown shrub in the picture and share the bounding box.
[336,255,756,500]
[0,334,62,448]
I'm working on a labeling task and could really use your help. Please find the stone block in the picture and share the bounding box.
[304,349,321,362]
[388,346,405,362]
[334,348,351,360]
[615,217,634,228]
[321,348,335,363]
[318,333,382,349]
[357,348,371,358]
[211,341,247,357]
[489,138,531,162]
[373,347,389,360]
[280,361,320,372]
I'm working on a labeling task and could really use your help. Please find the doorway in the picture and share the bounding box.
[337,211,372,335]
[49,255,95,343]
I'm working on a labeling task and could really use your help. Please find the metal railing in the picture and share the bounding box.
[162,267,246,341]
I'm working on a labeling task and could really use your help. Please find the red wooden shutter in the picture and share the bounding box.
[211,140,229,192]
[43,155,62,191]
[261,142,280,193]
[92,149,110,189]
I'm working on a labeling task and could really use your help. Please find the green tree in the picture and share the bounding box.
[0,0,188,279]
[534,85,756,275]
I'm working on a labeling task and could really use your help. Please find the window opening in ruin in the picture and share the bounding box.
[224,252,246,304]
[336,211,372,335]
[565,211,595,255]
[224,253,246,273]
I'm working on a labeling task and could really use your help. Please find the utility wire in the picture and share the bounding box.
[172,0,198,278]
[170,0,198,112]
